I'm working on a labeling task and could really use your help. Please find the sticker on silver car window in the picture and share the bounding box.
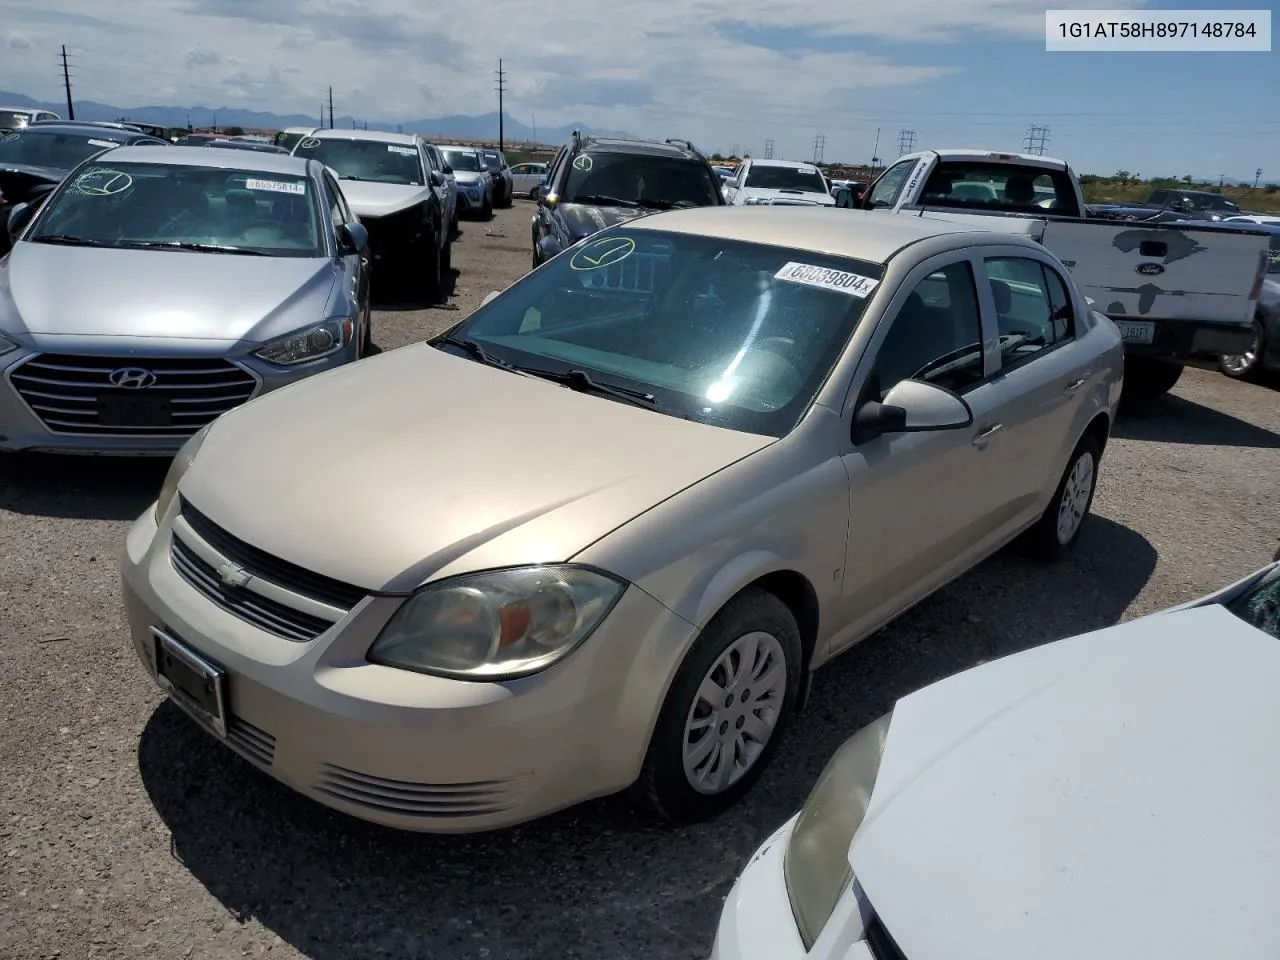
[774,261,879,297]
[245,178,305,195]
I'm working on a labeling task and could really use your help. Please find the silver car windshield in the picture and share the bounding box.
[293,137,424,185]
[446,228,882,437]
[29,161,324,258]
[0,130,123,168]
[441,149,483,172]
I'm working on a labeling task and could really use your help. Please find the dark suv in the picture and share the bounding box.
[531,133,724,268]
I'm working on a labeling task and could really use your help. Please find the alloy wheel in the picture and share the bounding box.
[1056,451,1095,544]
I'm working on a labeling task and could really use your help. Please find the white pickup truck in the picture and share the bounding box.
[858,149,1273,395]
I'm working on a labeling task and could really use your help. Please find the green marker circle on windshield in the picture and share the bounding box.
[569,236,636,271]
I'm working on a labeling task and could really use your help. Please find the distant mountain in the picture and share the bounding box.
[0,91,634,146]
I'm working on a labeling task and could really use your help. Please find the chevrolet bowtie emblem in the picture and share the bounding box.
[216,561,252,589]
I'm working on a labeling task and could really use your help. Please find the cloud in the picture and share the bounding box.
[536,77,654,109]
[185,45,220,67]
[5,31,37,49]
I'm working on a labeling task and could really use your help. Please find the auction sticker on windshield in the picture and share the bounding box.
[387,145,416,155]
[87,139,119,148]
[245,178,306,195]
[774,262,879,297]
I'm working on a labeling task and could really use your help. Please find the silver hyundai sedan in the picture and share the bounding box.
[0,146,373,455]
[120,209,1123,833]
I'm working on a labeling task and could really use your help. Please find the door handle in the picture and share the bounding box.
[1063,376,1088,394]
[971,423,1004,445]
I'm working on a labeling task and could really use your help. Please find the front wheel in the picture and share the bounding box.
[1022,433,1100,561]
[1219,318,1266,380]
[419,236,441,302]
[633,588,802,824]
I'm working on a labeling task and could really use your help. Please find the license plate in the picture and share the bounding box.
[1116,320,1155,345]
[152,627,227,738]
[99,393,172,427]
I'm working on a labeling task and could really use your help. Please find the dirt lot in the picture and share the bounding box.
[2,200,1279,960]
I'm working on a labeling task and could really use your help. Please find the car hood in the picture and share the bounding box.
[452,171,488,187]
[0,242,336,342]
[557,203,652,243]
[849,604,1280,960]
[335,180,433,218]
[739,187,835,206]
[180,342,774,592]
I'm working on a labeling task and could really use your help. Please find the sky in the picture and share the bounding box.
[0,0,1275,180]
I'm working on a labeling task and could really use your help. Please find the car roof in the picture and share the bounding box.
[92,144,315,174]
[8,121,151,141]
[900,148,1070,172]
[305,128,418,145]
[625,207,1027,263]
[437,144,482,152]
[747,158,821,171]
[577,136,702,159]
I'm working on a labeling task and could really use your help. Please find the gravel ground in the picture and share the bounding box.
[2,200,1279,960]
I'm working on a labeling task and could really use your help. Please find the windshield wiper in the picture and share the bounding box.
[31,234,106,247]
[121,241,268,255]
[567,194,641,208]
[438,335,515,370]
[635,199,700,210]
[518,366,656,406]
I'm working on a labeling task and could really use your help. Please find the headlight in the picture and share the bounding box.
[154,422,212,521]
[0,332,19,356]
[253,318,352,365]
[742,196,770,205]
[368,565,626,680]
[784,711,893,948]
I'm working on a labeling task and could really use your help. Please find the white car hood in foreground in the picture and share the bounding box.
[739,187,835,206]
[850,604,1280,960]
[336,180,433,218]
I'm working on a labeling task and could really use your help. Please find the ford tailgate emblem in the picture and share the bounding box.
[1136,263,1164,276]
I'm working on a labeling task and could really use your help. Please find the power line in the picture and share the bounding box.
[1023,124,1051,155]
[897,129,916,156]
[763,138,774,159]
[812,134,825,164]
[59,45,75,120]
[494,59,506,151]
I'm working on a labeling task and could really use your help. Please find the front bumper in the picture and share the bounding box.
[120,503,699,832]
[1115,316,1255,367]
[0,345,356,455]
[455,182,489,213]
[711,816,806,960]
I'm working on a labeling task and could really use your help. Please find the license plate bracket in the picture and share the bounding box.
[1116,319,1156,345]
[152,627,227,738]
[99,393,172,428]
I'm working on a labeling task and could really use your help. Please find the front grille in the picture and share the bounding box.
[361,204,426,252]
[226,715,276,766]
[178,498,367,610]
[170,535,334,642]
[8,353,256,437]
[315,764,529,818]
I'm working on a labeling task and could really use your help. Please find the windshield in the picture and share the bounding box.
[482,151,503,170]
[0,110,36,130]
[0,130,124,170]
[562,152,719,208]
[29,161,323,258]
[1225,567,1280,638]
[293,137,423,184]
[274,131,307,151]
[918,161,1082,216]
[442,149,482,172]
[1181,192,1237,211]
[744,165,828,194]
[441,227,881,436]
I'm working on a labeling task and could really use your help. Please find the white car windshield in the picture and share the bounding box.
[28,161,323,258]
[442,227,881,437]
[744,165,828,193]
[293,137,423,185]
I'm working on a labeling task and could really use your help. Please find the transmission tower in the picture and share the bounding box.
[730,143,741,158]
[1023,125,1051,155]
[763,138,774,159]
[58,45,76,120]
[812,134,825,165]
[897,129,917,156]
[494,59,507,151]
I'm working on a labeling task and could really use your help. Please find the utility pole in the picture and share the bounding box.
[812,134,825,164]
[1256,167,1263,189]
[328,86,334,129]
[59,45,75,120]
[532,111,537,145]
[1219,173,1225,188]
[1023,124,1050,155]
[763,138,774,159]
[494,59,507,151]
[871,127,881,170]
[897,129,916,156]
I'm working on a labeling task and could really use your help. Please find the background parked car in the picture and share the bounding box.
[200,139,289,154]
[0,106,60,131]
[509,161,547,199]
[0,145,373,454]
[439,144,494,220]
[722,158,837,207]
[481,149,514,208]
[422,140,459,236]
[1,121,168,255]
[292,128,453,299]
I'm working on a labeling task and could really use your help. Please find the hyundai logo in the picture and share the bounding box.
[1136,263,1165,276]
[107,367,157,389]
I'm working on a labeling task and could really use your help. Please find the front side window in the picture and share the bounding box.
[865,160,916,209]
[984,257,1059,367]
[870,260,985,397]
[561,152,720,209]
[294,137,424,185]
[0,130,124,168]
[743,165,828,194]
[441,148,483,173]
[441,228,883,437]
[29,161,323,257]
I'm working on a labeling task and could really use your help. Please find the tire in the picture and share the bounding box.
[481,194,493,220]
[450,209,459,238]
[420,236,441,302]
[633,587,803,824]
[1219,317,1265,380]
[1022,433,1101,562]
[1123,357,1183,397]
[441,235,452,275]
[360,308,373,356]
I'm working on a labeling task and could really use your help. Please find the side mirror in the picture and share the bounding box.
[481,290,501,306]
[442,164,454,175]
[852,379,972,445]
[338,221,368,255]
[429,171,444,187]
[7,201,35,241]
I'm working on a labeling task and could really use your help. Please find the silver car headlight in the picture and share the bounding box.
[253,318,352,365]
[784,712,893,948]
[0,332,19,356]
[154,422,213,522]
[368,565,626,680]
